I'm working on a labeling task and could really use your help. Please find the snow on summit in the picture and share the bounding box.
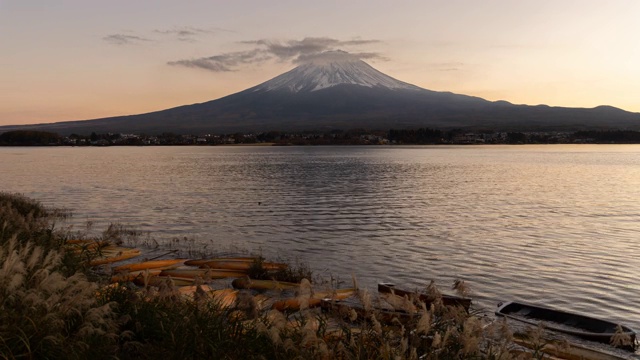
[253,50,422,93]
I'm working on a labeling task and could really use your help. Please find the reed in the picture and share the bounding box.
[0,237,119,359]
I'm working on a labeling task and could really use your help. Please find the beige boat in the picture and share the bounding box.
[184,257,261,267]
[231,277,300,290]
[97,246,138,254]
[89,249,141,266]
[159,268,247,279]
[199,260,287,271]
[113,258,187,273]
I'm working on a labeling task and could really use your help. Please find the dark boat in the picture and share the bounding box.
[377,283,472,311]
[495,301,637,351]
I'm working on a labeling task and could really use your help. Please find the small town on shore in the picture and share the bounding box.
[2,128,640,146]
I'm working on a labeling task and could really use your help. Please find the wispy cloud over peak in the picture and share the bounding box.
[296,50,387,65]
[169,36,384,72]
[154,26,228,42]
[168,49,269,72]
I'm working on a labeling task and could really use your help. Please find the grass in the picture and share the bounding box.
[0,193,67,249]
[0,194,121,359]
[5,192,625,359]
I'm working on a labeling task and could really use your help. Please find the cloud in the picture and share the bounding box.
[296,50,387,64]
[244,37,382,62]
[154,26,228,42]
[168,49,270,72]
[169,37,384,72]
[103,34,151,45]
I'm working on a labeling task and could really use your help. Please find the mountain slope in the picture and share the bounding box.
[3,52,640,135]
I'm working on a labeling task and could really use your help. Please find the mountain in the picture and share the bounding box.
[3,51,640,135]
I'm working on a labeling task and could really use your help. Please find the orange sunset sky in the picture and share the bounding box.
[1,0,639,126]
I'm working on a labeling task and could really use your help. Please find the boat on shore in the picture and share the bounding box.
[377,283,472,311]
[231,277,300,290]
[113,258,187,273]
[89,248,141,266]
[160,268,247,279]
[199,260,287,271]
[184,257,261,267]
[495,301,637,351]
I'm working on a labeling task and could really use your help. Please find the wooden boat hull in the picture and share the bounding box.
[159,268,247,279]
[496,301,636,351]
[89,249,141,266]
[184,257,261,267]
[231,277,300,290]
[199,260,287,271]
[113,259,186,273]
[377,283,471,311]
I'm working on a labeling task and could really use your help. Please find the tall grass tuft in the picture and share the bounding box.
[0,193,67,249]
[0,236,118,359]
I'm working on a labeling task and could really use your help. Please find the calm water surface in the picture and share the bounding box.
[1,145,639,330]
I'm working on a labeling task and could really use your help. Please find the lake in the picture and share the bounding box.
[1,145,639,331]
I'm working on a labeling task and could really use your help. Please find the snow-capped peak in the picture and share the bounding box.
[253,50,422,93]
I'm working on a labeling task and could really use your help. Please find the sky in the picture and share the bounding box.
[1,0,639,126]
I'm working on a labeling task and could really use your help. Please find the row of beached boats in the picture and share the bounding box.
[76,241,638,357]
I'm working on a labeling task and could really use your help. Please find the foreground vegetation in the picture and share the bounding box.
[4,192,625,359]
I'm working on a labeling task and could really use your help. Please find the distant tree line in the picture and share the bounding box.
[0,130,61,146]
[3,128,640,146]
[387,128,444,144]
[573,130,640,143]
